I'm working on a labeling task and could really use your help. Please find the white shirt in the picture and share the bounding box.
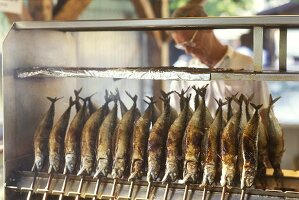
[170,46,270,117]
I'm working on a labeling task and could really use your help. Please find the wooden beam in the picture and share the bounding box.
[131,0,163,48]
[54,0,92,21]
[28,0,53,20]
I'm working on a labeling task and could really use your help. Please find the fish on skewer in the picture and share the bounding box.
[33,97,62,171]
[64,96,89,174]
[112,91,141,179]
[129,96,160,181]
[74,88,83,113]
[201,98,225,186]
[220,95,243,188]
[94,91,119,178]
[77,91,111,176]
[48,97,76,173]
[182,86,207,183]
[261,95,284,179]
[147,91,178,182]
[162,94,192,183]
[240,103,262,189]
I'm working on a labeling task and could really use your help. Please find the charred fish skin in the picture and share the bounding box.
[241,103,262,189]
[220,95,243,187]
[48,97,75,173]
[77,91,111,176]
[94,93,119,178]
[264,95,284,179]
[74,88,83,113]
[129,97,159,181]
[64,97,88,174]
[162,94,192,183]
[33,97,62,171]
[112,92,140,179]
[201,98,225,186]
[183,86,207,183]
[147,91,178,182]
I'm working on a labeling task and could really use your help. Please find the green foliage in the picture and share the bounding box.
[170,0,254,16]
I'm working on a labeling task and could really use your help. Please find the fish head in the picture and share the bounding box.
[65,154,77,173]
[112,159,125,179]
[34,154,46,171]
[183,161,198,183]
[162,162,178,183]
[220,164,235,187]
[81,156,94,174]
[131,160,143,175]
[205,164,216,184]
[49,153,60,172]
[95,159,109,177]
[243,168,256,187]
[147,163,160,182]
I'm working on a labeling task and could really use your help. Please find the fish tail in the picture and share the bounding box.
[47,96,63,104]
[269,94,281,107]
[247,93,255,103]
[198,85,208,98]
[215,98,227,107]
[250,103,263,110]
[74,88,83,98]
[232,94,244,105]
[144,96,156,105]
[125,91,138,103]
[69,96,76,107]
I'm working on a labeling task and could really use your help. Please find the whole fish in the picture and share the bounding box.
[64,97,88,174]
[94,92,119,178]
[220,95,243,187]
[183,86,207,183]
[262,95,284,179]
[74,88,83,113]
[112,92,141,179]
[77,91,111,176]
[129,97,160,181]
[201,98,225,186]
[33,97,62,171]
[241,103,262,189]
[147,91,178,182]
[48,97,75,173]
[162,94,192,183]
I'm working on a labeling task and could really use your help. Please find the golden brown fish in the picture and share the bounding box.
[33,97,62,171]
[201,98,225,186]
[220,95,243,187]
[240,103,262,189]
[112,92,141,179]
[262,95,284,179]
[128,97,160,181]
[77,91,111,176]
[64,97,88,174]
[147,91,178,182]
[183,86,207,183]
[162,94,192,183]
[48,97,75,173]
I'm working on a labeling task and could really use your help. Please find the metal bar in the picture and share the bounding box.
[101,178,118,199]
[13,16,299,31]
[52,173,68,200]
[163,183,170,200]
[202,186,207,200]
[118,180,135,199]
[253,26,264,72]
[36,173,53,200]
[221,186,226,200]
[240,188,246,200]
[183,184,189,200]
[22,169,37,200]
[279,28,287,72]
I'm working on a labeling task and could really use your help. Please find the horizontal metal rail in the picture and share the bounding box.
[13,16,299,31]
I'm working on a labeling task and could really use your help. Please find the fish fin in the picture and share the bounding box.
[47,96,63,103]
[250,103,263,110]
[269,94,281,106]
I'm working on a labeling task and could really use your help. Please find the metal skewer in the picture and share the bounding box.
[201,186,207,200]
[118,180,135,199]
[22,167,37,200]
[101,178,117,199]
[52,172,68,200]
[182,184,189,200]
[240,188,246,200]
[135,181,152,200]
[68,175,84,200]
[83,177,101,200]
[221,186,226,200]
[163,183,170,200]
[36,172,54,200]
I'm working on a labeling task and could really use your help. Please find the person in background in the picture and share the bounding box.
[170,1,270,115]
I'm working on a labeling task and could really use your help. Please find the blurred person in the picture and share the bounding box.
[170,1,270,115]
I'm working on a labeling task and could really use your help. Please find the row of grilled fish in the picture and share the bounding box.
[32,86,284,190]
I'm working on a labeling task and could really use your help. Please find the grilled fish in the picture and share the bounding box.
[262,95,284,179]
[147,91,178,182]
[220,95,243,187]
[183,86,207,183]
[94,92,119,178]
[162,94,192,183]
[112,92,141,179]
[241,103,262,189]
[77,91,111,176]
[74,88,83,113]
[64,97,88,174]
[48,97,75,173]
[33,97,62,171]
[201,98,225,186]
[129,97,160,181]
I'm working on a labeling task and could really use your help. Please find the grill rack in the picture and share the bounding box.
[5,171,299,200]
